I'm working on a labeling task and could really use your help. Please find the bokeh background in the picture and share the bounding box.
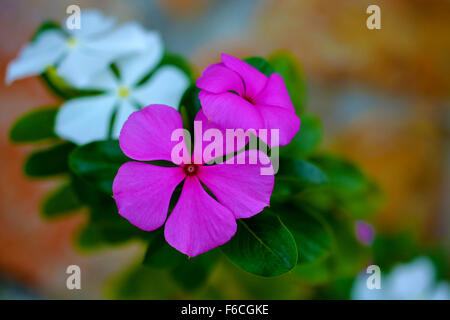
[0,0,448,299]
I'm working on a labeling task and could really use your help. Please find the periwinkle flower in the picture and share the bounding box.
[112,105,274,257]
[6,9,149,87]
[196,53,301,147]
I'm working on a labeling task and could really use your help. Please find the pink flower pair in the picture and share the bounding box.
[113,54,300,256]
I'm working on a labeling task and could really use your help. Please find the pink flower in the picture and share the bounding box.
[112,104,274,257]
[196,53,301,147]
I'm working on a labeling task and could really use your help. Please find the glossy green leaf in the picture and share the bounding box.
[275,204,333,264]
[143,230,185,269]
[269,52,308,112]
[24,142,75,177]
[282,113,322,158]
[41,182,82,218]
[69,140,129,194]
[222,211,298,277]
[243,56,274,76]
[9,107,58,143]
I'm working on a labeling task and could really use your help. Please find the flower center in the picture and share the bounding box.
[117,86,130,98]
[184,164,199,176]
[66,37,78,48]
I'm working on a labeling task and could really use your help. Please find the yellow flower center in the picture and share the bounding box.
[66,37,78,47]
[117,86,130,98]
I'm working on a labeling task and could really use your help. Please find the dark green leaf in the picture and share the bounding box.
[304,154,383,217]
[31,20,62,41]
[171,250,217,291]
[243,56,274,76]
[41,182,82,218]
[269,52,308,112]
[24,142,75,177]
[222,211,298,277]
[69,140,129,194]
[143,230,185,269]
[9,107,58,143]
[275,204,333,264]
[281,113,322,158]
[179,85,202,137]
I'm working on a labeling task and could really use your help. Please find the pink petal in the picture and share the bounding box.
[113,162,186,231]
[196,63,244,96]
[199,91,264,132]
[192,109,249,164]
[119,104,189,163]
[253,73,295,112]
[164,176,237,257]
[221,53,268,98]
[198,151,274,219]
[257,104,301,147]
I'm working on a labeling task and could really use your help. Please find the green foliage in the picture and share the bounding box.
[9,106,58,143]
[41,182,82,218]
[222,211,298,277]
[275,203,333,264]
[24,142,75,177]
[171,251,217,291]
[308,154,383,217]
[69,140,129,194]
[243,56,275,76]
[143,230,186,269]
[281,114,323,157]
[269,52,308,112]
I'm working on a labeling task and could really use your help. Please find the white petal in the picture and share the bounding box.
[57,48,112,88]
[79,67,119,91]
[132,66,189,109]
[111,100,138,139]
[55,94,117,145]
[6,30,67,84]
[115,31,164,86]
[386,257,435,299]
[82,22,149,59]
[65,9,115,38]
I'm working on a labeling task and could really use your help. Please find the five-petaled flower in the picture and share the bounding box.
[6,9,150,87]
[196,53,301,147]
[113,105,274,257]
[54,37,189,145]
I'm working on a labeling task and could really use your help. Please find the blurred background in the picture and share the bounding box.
[0,0,448,299]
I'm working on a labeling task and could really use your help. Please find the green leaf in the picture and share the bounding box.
[269,52,308,112]
[222,211,298,277]
[160,52,195,80]
[41,66,102,100]
[277,159,328,186]
[243,56,274,76]
[31,20,62,41]
[281,113,322,158]
[275,204,333,264]
[24,143,75,177]
[143,230,185,269]
[9,107,58,143]
[179,85,202,137]
[171,250,217,291]
[41,182,82,218]
[69,140,129,194]
[306,154,382,217]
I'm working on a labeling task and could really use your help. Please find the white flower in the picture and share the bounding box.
[54,34,190,145]
[6,9,149,87]
[351,257,450,300]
